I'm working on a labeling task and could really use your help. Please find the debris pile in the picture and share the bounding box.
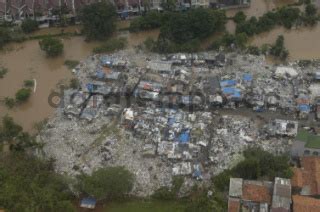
[39,50,320,196]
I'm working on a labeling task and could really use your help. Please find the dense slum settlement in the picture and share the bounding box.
[41,50,320,196]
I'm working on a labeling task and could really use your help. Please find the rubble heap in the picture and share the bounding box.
[39,50,320,196]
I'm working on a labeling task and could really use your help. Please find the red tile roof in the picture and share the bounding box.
[228,198,240,212]
[242,181,272,204]
[293,195,320,212]
[292,157,320,195]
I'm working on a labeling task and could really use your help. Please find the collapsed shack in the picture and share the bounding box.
[39,50,319,196]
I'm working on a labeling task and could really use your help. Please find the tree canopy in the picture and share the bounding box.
[39,37,64,57]
[21,19,39,33]
[0,116,34,151]
[80,2,117,40]
[0,153,75,211]
[213,147,293,192]
[78,167,134,200]
[0,28,11,49]
[270,35,289,60]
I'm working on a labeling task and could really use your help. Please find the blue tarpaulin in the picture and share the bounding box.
[168,117,176,126]
[222,87,241,100]
[100,56,113,67]
[243,73,253,82]
[86,83,94,92]
[96,70,105,79]
[179,130,190,144]
[220,79,236,87]
[80,197,96,209]
[298,104,310,112]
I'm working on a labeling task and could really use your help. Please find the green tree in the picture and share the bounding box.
[24,79,34,87]
[15,88,31,102]
[4,97,15,109]
[80,2,117,40]
[21,19,38,33]
[78,167,134,200]
[0,153,75,211]
[270,35,289,60]
[129,11,163,32]
[0,27,11,49]
[161,0,176,11]
[235,32,248,49]
[0,67,8,78]
[234,11,246,24]
[305,4,317,16]
[39,37,64,57]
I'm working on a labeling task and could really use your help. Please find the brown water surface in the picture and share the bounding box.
[0,36,99,132]
[251,26,320,61]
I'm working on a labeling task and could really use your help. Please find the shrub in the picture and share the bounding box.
[24,80,34,87]
[0,27,11,48]
[129,11,163,32]
[93,37,127,53]
[4,97,15,108]
[270,35,289,60]
[0,67,8,78]
[233,11,246,24]
[78,167,134,200]
[21,19,38,33]
[64,60,79,69]
[15,88,31,102]
[39,37,64,57]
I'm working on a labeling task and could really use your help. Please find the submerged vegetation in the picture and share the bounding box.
[93,37,127,53]
[15,88,31,103]
[39,37,64,57]
[64,60,80,69]
[0,67,8,78]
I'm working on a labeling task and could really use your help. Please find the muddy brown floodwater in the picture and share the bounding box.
[0,37,100,132]
[251,26,320,61]
[0,26,159,133]
[1,6,320,132]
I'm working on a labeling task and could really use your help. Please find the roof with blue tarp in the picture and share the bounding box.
[243,73,253,82]
[100,56,113,66]
[193,166,202,178]
[179,130,190,144]
[96,70,106,79]
[80,197,96,209]
[86,83,94,92]
[220,79,236,87]
[298,104,310,112]
[222,87,241,99]
[168,117,176,126]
